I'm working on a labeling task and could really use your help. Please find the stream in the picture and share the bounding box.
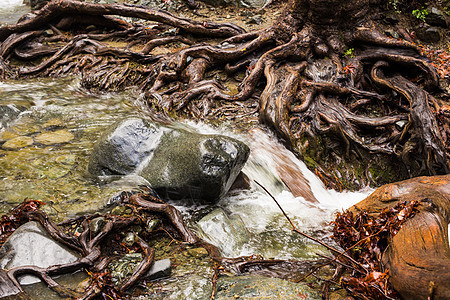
[0,1,371,299]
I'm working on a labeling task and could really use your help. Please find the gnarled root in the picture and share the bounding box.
[1,0,448,186]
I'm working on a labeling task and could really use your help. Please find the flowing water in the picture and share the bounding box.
[0,2,371,298]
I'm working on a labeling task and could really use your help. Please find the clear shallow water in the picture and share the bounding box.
[0,0,29,25]
[0,77,145,219]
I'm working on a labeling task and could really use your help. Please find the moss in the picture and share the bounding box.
[292,131,410,191]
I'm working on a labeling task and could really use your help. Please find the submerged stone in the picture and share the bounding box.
[1,136,34,150]
[195,208,249,257]
[42,118,64,129]
[0,130,19,143]
[0,104,27,130]
[186,247,208,259]
[215,275,319,299]
[143,258,172,281]
[0,221,79,285]
[34,129,74,145]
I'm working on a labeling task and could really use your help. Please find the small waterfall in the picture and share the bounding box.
[192,124,372,259]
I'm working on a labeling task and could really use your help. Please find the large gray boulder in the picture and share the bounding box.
[88,118,249,203]
[87,118,167,176]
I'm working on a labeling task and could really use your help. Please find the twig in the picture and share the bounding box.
[254,180,368,274]
[210,264,219,300]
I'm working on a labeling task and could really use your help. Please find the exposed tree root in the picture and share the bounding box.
[0,195,330,299]
[1,0,449,187]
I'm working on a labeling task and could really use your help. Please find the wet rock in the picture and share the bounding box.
[0,221,79,285]
[87,118,166,176]
[89,118,249,203]
[2,136,34,150]
[0,104,26,130]
[186,247,208,259]
[215,275,319,299]
[42,118,64,130]
[195,208,249,256]
[426,7,448,28]
[416,25,441,43]
[246,15,263,25]
[89,217,106,235]
[34,129,74,145]
[140,128,249,203]
[383,12,399,25]
[143,258,171,281]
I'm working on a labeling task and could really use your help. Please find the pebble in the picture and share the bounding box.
[43,118,64,129]
[2,136,34,150]
[34,129,74,145]
[187,247,208,259]
[0,130,19,143]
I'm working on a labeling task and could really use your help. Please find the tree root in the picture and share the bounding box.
[1,0,448,186]
[0,194,335,299]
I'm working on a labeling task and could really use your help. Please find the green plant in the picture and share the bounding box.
[390,0,401,13]
[412,8,428,22]
[344,48,355,58]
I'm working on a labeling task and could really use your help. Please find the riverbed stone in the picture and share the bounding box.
[34,129,74,145]
[0,130,19,143]
[88,118,249,203]
[0,104,27,130]
[215,275,319,299]
[0,221,80,285]
[88,118,166,176]
[143,258,172,281]
[140,129,249,203]
[1,136,34,150]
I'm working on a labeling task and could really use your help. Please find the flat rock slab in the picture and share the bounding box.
[0,221,79,285]
[34,129,74,145]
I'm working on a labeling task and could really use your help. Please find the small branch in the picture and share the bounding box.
[254,180,368,274]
